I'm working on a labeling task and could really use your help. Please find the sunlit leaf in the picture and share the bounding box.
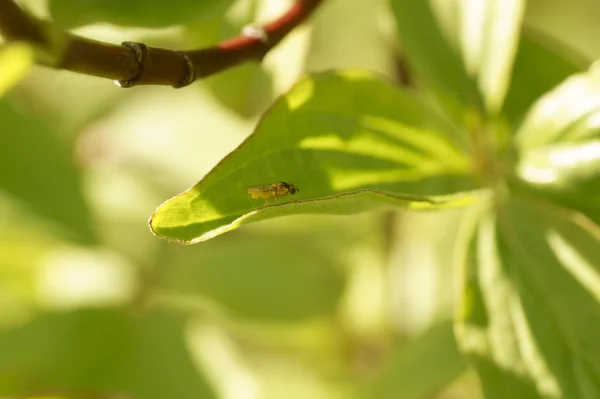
[516,60,600,149]
[516,140,600,226]
[0,308,216,399]
[0,43,34,97]
[391,0,524,115]
[515,61,600,224]
[389,0,478,112]
[49,0,233,28]
[502,30,585,125]
[149,71,480,243]
[459,0,524,114]
[373,321,467,399]
[0,101,95,243]
[455,196,600,398]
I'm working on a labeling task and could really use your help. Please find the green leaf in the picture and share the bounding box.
[389,0,478,111]
[515,140,600,226]
[516,61,600,149]
[372,321,467,399]
[515,61,600,224]
[203,63,274,119]
[162,230,346,320]
[0,43,34,97]
[49,0,233,28]
[455,195,600,398]
[0,218,60,329]
[502,30,586,126]
[390,0,524,115]
[458,0,524,115]
[149,71,480,243]
[524,0,600,62]
[0,100,95,244]
[0,308,216,399]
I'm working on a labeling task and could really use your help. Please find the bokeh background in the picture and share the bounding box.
[1,0,599,398]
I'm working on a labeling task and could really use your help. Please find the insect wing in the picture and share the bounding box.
[246,184,274,193]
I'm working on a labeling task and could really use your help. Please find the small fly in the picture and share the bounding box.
[246,181,299,206]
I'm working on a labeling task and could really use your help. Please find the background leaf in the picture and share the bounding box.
[0,307,216,399]
[502,30,586,125]
[0,43,34,97]
[372,321,467,399]
[49,0,234,28]
[0,100,95,243]
[161,231,346,320]
[516,60,600,148]
[389,0,478,113]
[515,61,600,225]
[150,70,479,243]
[458,0,524,114]
[515,140,600,226]
[390,0,524,116]
[525,0,600,61]
[184,10,274,118]
[456,196,600,398]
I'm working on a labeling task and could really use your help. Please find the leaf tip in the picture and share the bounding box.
[147,200,183,244]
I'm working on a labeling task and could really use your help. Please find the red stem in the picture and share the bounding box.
[0,0,324,88]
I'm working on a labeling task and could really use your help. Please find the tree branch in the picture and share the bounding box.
[0,0,324,88]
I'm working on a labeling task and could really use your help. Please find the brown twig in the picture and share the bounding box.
[0,0,324,88]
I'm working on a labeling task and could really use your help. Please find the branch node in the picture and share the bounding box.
[116,41,148,88]
[0,0,324,87]
[172,51,196,88]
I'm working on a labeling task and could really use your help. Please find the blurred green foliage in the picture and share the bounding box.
[1,0,600,398]
[49,0,234,28]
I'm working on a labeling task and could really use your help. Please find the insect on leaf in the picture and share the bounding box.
[150,70,481,244]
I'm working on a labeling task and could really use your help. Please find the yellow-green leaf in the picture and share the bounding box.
[456,195,600,398]
[149,71,480,243]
